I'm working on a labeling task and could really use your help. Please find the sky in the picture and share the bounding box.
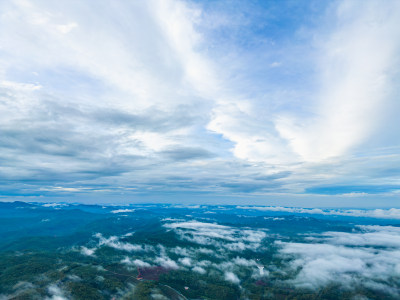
[0,0,399,206]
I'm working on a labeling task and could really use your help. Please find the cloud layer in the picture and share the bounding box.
[278,225,400,295]
[238,206,400,220]
[0,0,399,204]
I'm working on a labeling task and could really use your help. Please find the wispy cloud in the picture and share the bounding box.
[95,233,154,253]
[80,246,96,257]
[164,219,267,251]
[45,285,68,300]
[110,209,135,214]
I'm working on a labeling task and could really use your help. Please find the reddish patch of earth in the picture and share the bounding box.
[255,279,267,286]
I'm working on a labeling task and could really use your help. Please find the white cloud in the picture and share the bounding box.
[154,256,179,270]
[277,225,400,294]
[253,265,268,279]
[164,220,266,251]
[151,293,169,300]
[197,248,214,255]
[66,275,81,282]
[192,266,206,274]
[121,257,151,268]
[80,246,95,256]
[95,233,154,252]
[238,206,400,220]
[207,0,400,166]
[232,257,258,267]
[111,209,135,214]
[321,225,400,248]
[196,260,212,267]
[224,271,240,284]
[279,0,400,162]
[41,203,68,208]
[45,285,68,300]
[178,257,192,267]
[56,22,78,34]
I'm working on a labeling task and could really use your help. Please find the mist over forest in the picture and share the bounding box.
[1,202,400,299]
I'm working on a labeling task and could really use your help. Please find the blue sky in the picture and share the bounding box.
[0,0,399,206]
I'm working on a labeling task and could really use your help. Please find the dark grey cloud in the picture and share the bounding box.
[92,106,196,133]
[220,182,279,193]
[159,146,215,161]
